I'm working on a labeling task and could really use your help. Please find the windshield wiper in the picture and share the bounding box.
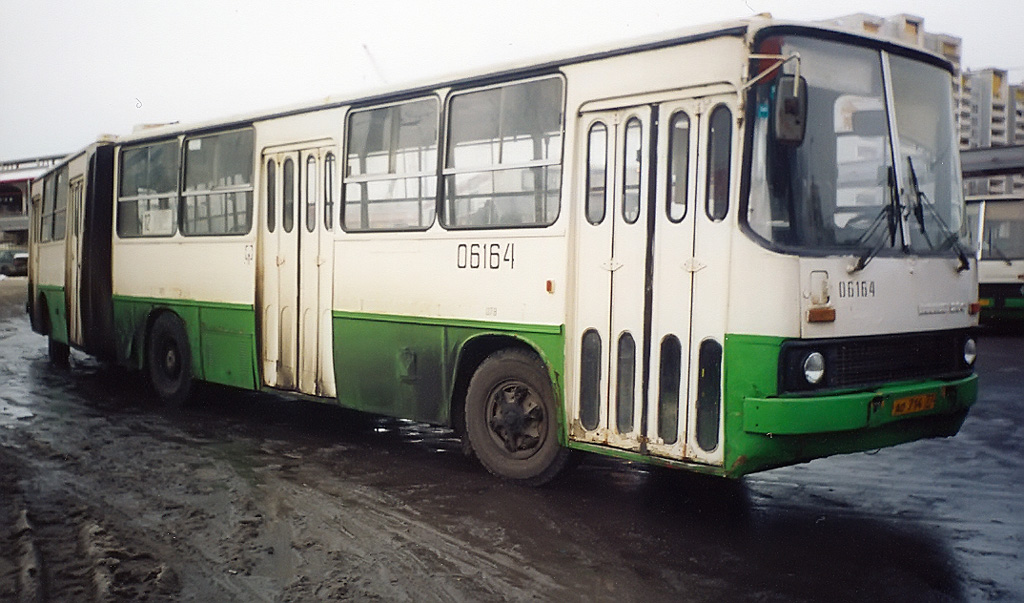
[849,166,899,273]
[906,157,970,272]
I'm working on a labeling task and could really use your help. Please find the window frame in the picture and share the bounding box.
[705,104,733,222]
[666,111,691,223]
[441,74,566,230]
[305,154,318,233]
[621,117,643,225]
[180,127,255,237]
[266,158,277,233]
[116,138,181,239]
[52,166,69,241]
[323,152,336,231]
[341,95,440,233]
[585,121,608,225]
[40,174,56,243]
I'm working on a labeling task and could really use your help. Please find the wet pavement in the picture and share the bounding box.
[1,275,1022,602]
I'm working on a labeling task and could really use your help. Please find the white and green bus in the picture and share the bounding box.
[30,16,979,484]
[966,194,1024,324]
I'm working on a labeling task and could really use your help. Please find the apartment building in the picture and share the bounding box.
[0,154,65,247]
[823,12,1023,194]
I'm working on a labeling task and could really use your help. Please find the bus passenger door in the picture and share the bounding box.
[65,177,85,347]
[296,147,337,397]
[259,150,299,390]
[259,145,336,397]
[573,97,718,464]
[572,106,653,453]
[645,99,701,461]
[681,96,735,467]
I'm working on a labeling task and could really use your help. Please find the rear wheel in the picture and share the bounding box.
[147,313,193,409]
[464,349,569,485]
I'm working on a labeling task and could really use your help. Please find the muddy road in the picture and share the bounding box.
[1,275,1022,602]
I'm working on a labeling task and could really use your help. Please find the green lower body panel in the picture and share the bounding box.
[979,293,1024,324]
[332,311,565,428]
[979,304,1024,323]
[721,333,977,477]
[36,284,68,344]
[111,295,258,390]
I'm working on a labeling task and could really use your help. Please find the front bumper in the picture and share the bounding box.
[742,374,977,435]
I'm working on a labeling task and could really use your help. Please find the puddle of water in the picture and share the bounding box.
[0,396,34,426]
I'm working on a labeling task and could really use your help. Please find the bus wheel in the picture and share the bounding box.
[147,313,193,409]
[48,336,69,367]
[464,349,569,486]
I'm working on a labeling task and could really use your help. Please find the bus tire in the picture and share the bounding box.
[464,349,569,486]
[48,336,69,367]
[147,313,193,409]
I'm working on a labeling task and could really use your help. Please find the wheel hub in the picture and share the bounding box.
[488,383,544,456]
[163,345,179,376]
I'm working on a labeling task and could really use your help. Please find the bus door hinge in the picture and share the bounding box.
[684,258,707,273]
[601,259,624,272]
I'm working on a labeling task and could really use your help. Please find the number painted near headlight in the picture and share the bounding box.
[838,280,875,298]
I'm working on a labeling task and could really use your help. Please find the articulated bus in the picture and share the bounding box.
[29,16,979,484]
[967,195,1024,324]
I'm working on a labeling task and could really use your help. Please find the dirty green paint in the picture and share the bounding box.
[36,284,68,344]
[568,333,977,478]
[332,310,565,430]
[720,333,977,477]
[111,295,257,390]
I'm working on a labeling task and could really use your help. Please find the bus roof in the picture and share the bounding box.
[107,15,953,146]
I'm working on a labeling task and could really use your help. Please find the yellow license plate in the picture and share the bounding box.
[892,394,936,417]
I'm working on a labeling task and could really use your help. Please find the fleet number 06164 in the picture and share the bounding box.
[457,243,516,270]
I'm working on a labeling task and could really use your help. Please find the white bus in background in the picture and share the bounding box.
[967,194,1024,325]
[31,16,979,485]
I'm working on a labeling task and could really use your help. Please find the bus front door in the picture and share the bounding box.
[259,144,336,397]
[573,96,728,466]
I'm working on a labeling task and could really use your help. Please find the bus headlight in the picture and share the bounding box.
[963,338,977,366]
[803,352,825,385]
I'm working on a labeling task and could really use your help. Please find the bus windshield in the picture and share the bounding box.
[975,199,1024,261]
[745,35,965,257]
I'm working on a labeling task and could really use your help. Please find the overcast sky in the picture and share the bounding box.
[2,0,1023,161]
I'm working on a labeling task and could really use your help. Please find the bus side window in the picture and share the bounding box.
[266,159,276,233]
[444,77,563,228]
[283,158,295,233]
[324,153,335,230]
[306,155,317,233]
[41,176,54,242]
[667,112,690,222]
[586,122,607,225]
[344,98,438,231]
[622,118,642,224]
[706,105,732,221]
[53,167,68,241]
[579,329,602,431]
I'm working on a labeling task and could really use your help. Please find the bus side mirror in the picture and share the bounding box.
[774,75,807,144]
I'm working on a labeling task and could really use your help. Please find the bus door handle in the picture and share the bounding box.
[601,260,623,272]
[276,256,285,266]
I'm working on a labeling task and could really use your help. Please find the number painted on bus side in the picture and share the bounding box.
[457,243,515,270]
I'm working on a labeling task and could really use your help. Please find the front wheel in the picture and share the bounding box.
[464,349,569,486]
[147,313,194,409]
